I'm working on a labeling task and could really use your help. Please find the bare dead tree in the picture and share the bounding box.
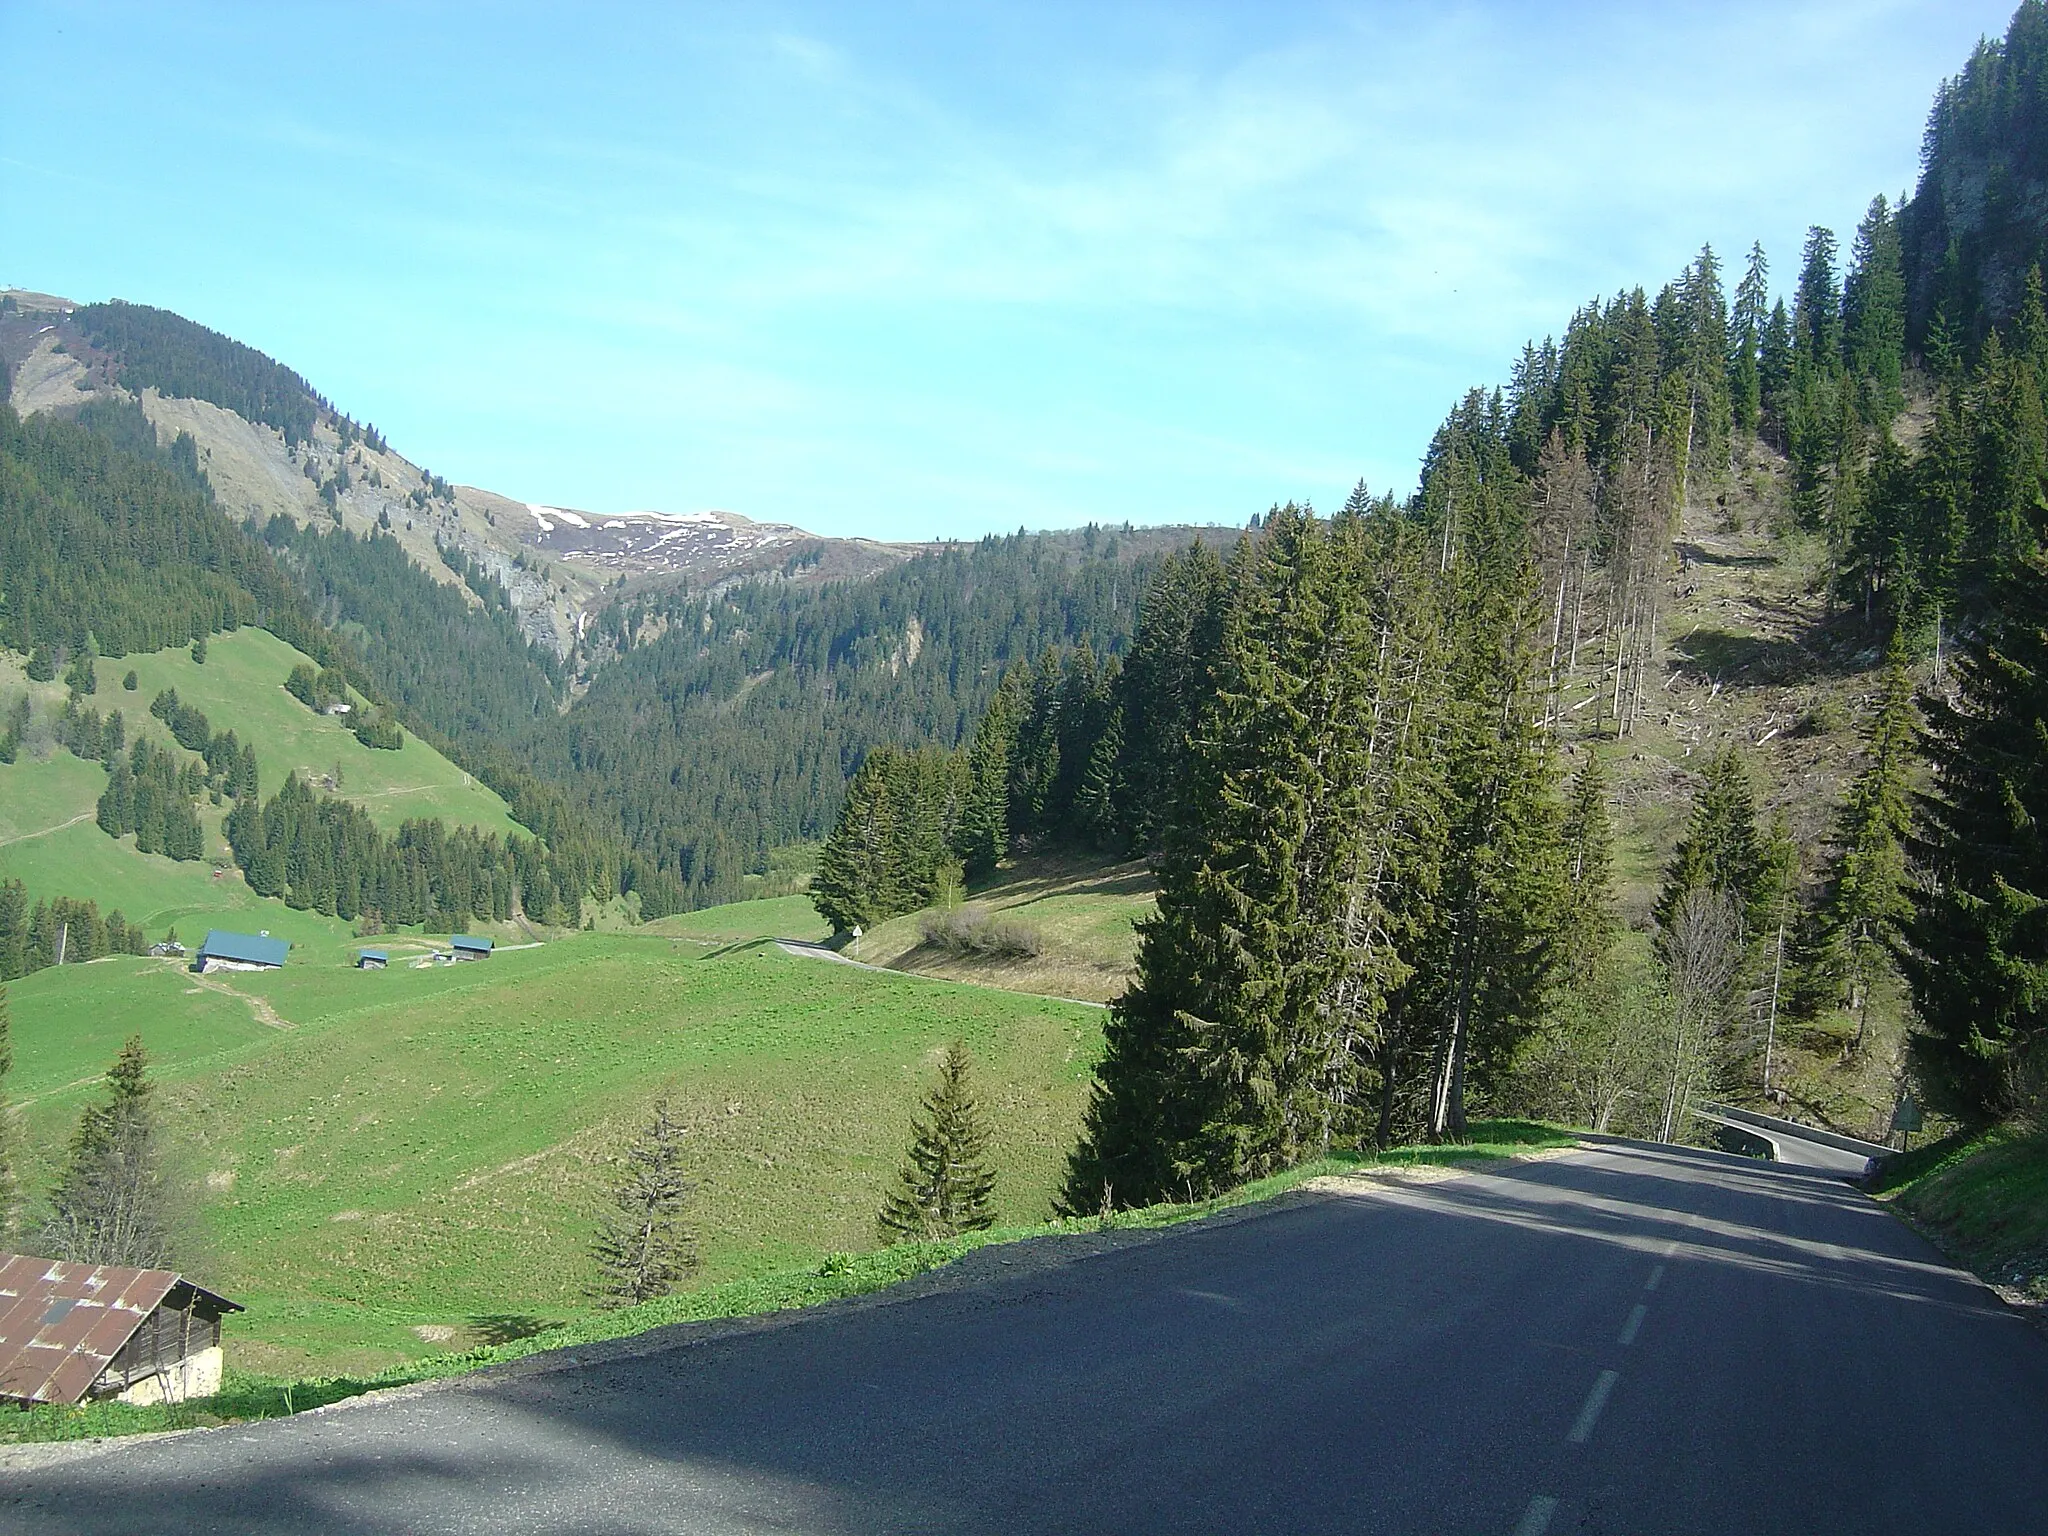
[1658,888,1743,1142]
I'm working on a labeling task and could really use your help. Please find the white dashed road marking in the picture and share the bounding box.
[1567,1369,1620,1445]
[1618,1304,1647,1346]
[1512,1494,1559,1536]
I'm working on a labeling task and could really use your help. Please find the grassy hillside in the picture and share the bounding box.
[0,627,523,945]
[641,894,832,944]
[8,934,1104,1376]
[848,856,1153,1004]
[106,627,522,836]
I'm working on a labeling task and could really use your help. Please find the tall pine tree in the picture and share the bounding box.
[1901,532,2048,1120]
[1798,642,1917,1050]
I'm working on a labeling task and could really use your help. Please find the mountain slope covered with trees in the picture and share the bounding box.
[809,3,2048,1216]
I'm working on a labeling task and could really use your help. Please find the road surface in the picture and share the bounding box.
[8,1139,2045,1534]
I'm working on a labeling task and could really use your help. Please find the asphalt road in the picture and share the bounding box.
[8,1139,2046,1535]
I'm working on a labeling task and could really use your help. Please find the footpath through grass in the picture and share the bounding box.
[0,1120,1572,1446]
[1870,1120,2048,1301]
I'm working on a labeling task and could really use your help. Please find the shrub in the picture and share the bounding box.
[352,714,402,751]
[918,905,1043,959]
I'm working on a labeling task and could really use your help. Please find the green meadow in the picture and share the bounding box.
[8,934,1105,1376]
[0,628,522,945]
[642,893,832,944]
[112,626,522,837]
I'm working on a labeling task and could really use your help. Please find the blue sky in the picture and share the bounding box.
[1,1,2020,540]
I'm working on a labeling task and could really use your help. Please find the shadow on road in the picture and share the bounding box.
[11,1140,2046,1536]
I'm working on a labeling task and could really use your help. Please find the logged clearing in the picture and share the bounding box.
[8,935,1104,1376]
[1549,435,1919,1142]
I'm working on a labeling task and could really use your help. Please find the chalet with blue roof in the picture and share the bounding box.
[194,930,288,973]
[449,935,493,961]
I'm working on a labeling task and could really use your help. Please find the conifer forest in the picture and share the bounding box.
[810,3,2048,1201]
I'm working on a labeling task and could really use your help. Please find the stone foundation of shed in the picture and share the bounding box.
[106,1345,223,1405]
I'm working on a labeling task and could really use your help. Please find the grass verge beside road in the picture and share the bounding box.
[1871,1122,2048,1305]
[0,1120,1573,1446]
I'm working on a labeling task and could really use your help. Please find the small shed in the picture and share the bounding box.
[194,930,288,973]
[356,949,388,970]
[0,1252,242,1406]
[450,935,494,961]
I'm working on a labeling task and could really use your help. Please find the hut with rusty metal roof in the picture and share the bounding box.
[0,1252,242,1406]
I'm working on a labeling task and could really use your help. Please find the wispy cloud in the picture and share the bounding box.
[0,0,2016,536]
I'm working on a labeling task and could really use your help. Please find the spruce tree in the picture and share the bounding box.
[64,645,97,698]
[1065,517,1340,1204]
[1799,643,1916,1049]
[591,1097,697,1306]
[1008,649,1068,846]
[1655,747,1767,944]
[1900,528,2048,1119]
[1107,543,1230,851]
[1071,704,1126,850]
[812,751,900,934]
[1759,299,1795,445]
[1730,241,1770,434]
[954,670,1021,879]
[1843,195,1907,425]
[1670,244,1733,504]
[1067,500,1451,1198]
[1556,751,1617,978]
[1793,225,1843,367]
[878,1042,997,1240]
[40,1036,175,1267]
[1409,423,1564,1142]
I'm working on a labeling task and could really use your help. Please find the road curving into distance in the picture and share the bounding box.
[6,1138,2045,1534]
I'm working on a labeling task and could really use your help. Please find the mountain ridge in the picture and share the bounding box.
[0,292,932,659]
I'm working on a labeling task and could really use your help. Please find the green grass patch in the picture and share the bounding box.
[641,894,831,944]
[0,629,524,944]
[0,1120,1570,1445]
[113,628,522,838]
[851,855,1155,1003]
[9,936,1106,1377]
[1873,1121,2048,1299]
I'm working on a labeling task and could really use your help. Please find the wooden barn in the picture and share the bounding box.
[450,935,494,961]
[0,1253,242,1406]
[356,949,389,970]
